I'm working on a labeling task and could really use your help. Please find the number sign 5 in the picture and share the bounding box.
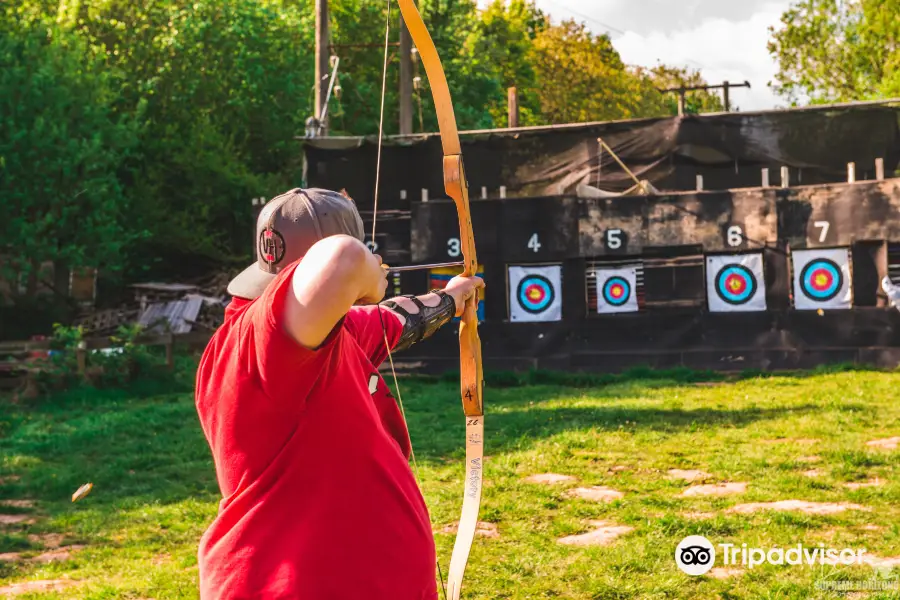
[605,228,624,250]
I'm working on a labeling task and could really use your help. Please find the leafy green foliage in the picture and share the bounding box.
[0,18,139,297]
[0,0,730,315]
[530,20,666,123]
[470,4,686,126]
[29,324,176,395]
[768,0,900,103]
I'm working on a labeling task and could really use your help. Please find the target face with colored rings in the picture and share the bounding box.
[799,258,843,301]
[602,276,632,306]
[714,264,757,305]
[516,275,555,313]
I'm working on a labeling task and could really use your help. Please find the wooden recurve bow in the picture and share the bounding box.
[395,2,485,598]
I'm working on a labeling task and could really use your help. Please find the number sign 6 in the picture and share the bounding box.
[726,225,743,247]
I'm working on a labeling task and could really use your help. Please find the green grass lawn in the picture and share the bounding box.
[1,366,898,598]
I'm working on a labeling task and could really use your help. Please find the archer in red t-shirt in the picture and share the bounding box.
[195,189,483,599]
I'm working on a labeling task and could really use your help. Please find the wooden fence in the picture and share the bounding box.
[0,331,213,390]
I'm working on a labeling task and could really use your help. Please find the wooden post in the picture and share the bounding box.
[76,341,87,379]
[677,89,686,116]
[761,168,770,188]
[876,240,889,307]
[780,166,790,188]
[695,175,704,191]
[314,0,330,135]
[723,81,730,112]
[847,162,856,183]
[876,158,885,181]
[398,19,413,134]
[165,334,174,371]
[507,87,519,128]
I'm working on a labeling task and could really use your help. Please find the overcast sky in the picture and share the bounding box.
[479,0,796,111]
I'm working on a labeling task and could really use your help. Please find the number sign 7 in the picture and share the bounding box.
[813,221,830,243]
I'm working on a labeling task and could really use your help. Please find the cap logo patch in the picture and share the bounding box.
[258,228,286,266]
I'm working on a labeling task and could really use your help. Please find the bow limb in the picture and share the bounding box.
[396,2,484,598]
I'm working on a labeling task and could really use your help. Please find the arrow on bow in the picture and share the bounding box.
[370,1,485,598]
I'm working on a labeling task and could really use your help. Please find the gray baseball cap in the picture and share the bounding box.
[227,188,365,299]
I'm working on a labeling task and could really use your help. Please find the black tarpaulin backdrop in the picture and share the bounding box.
[303,102,900,209]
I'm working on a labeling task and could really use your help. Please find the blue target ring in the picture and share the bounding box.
[799,258,842,301]
[516,275,555,314]
[715,264,757,305]
[602,276,632,306]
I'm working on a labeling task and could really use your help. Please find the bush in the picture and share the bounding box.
[31,323,173,396]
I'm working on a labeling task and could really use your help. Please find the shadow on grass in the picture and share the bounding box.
[402,383,843,460]
[429,361,881,389]
[0,360,886,523]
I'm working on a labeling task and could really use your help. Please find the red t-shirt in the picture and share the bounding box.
[195,261,437,600]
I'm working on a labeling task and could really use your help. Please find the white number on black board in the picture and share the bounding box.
[727,225,743,247]
[606,229,623,250]
[447,237,461,257]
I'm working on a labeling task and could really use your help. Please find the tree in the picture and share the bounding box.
[466,0,546,127]
[328,0,498,134]
[529,20,668,123]
[768,0,900,103]
[0,19,139,301]
[13,0,318,276]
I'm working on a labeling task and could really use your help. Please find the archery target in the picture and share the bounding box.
[791,248,852,310]
[799,259,841,301]
[595,267,638,313]
[508,265,562,322]
[518,275,554,313]
[706,254,766,312]
[430,265,486,322]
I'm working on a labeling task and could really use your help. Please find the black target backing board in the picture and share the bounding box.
[578,190,779,257]
[499,197,579,261]
[578,197,646,256]
[410,200,500,263]
[644,190,777,253]
[780,180,900,248]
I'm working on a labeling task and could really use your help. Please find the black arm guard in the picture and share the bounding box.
[380,291,456,351]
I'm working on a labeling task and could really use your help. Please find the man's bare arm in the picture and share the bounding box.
[282,235,387,349]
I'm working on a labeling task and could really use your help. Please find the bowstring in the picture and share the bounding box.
[373,1,448,598]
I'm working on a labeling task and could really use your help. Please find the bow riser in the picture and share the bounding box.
[445,155,483,417]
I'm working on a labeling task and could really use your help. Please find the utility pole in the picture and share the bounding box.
[399,20,413,134]
[315,0,330,135]
[658,80,751,115]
